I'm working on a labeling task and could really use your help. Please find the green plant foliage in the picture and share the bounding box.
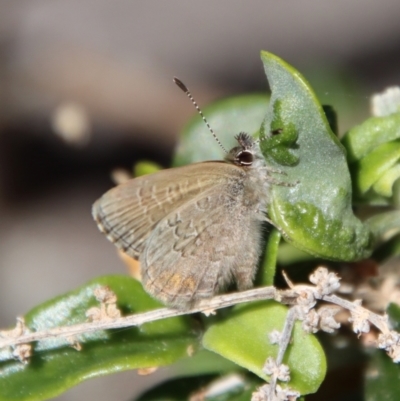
[260,51,372,261]
[342,113,400,204]
[0,276,199,401]
[342,113,400,163]
[203,302,326,395]
[4,51,400,401]
[354,141,400,197]
[173,94,269,166]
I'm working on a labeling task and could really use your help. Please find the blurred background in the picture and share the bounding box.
[1,1,400,399]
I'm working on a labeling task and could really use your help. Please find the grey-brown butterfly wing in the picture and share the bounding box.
[141,169,265,308]
[92,162,246,259]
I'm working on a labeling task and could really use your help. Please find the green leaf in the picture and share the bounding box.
[0,276,199,401]
[373,164,400,198]
[173,94,269,166]
[352,140,400,196]
[342,113,400,163]
[342,114,400,204]
[260,51,372,261]
[202,301,326,395]
[365,350,400,401]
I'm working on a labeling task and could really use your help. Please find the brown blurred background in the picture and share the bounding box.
[1,1,400,399]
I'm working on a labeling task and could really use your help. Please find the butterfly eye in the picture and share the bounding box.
[237,150,254,166]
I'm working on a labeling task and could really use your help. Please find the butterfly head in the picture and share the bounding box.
[226,132,264,168]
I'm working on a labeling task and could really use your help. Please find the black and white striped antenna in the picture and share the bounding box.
[173,77,228,154]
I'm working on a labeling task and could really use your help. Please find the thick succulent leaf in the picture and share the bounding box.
[0,276,199,401]
[260,51,372,261]
[202,301,326,395]
[173,94,268,166]
[342,113,400,204]
[352,140,400,195]
[365,350,400,401]
[373,164,400,198]
[342,113,400,163]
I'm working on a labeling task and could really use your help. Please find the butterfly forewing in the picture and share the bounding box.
[92,162,245,259]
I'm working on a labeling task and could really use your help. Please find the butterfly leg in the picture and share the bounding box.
[266,166,287,175]
[262,214,291,241]
[266,176,300,187]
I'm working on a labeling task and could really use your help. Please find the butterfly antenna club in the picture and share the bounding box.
[173,77,228,154]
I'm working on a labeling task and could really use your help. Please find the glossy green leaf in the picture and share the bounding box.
[260,51,372,261]
[365,350,400,401]
[0,276,199,401]
[342,114,400,204]
[373,164,400,198]
[202,301,326,395]
[173,94,268,166]
[352,140,400,196]
[342,113,400,163]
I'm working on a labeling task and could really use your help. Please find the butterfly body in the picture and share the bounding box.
[93,133,277,308]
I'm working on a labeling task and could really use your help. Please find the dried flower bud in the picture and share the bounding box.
[269,330,282,345]
[302,309,319,333]
[349,300,370,334]
[318,306,341,333]
[310,267,340,296]
[94,286,117,304]
[262,357,277,376]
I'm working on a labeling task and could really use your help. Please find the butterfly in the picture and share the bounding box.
[92,78,289,309]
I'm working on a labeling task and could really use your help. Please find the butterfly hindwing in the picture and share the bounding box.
[141,179,264,308]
